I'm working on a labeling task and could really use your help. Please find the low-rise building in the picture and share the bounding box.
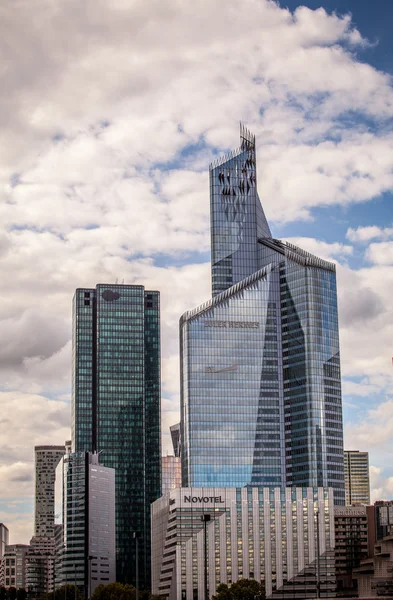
[353,534,393,598]
[334,505,371,596]
[151,486,336,600]
[375,501,393,541]
[2,545,30,589]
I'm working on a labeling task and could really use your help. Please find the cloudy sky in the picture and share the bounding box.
[1,0,393,544]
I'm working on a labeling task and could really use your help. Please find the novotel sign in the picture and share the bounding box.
[184,495,224,504]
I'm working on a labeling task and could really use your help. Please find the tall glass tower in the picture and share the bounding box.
[72,284,161,587]
[180,126,345,504]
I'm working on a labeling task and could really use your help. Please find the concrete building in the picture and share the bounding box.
[334,505,372,596]
[28,536,57,595]
[34,445,65,538]
[374,500,393,541]
[30,445,65,594]
[353,535,393,597]
[55,451,116,597]
[1,542,58,595]
[344,451,370,506]
[161,456,181,495]
[151,486,336,600]
[2,545,30,589]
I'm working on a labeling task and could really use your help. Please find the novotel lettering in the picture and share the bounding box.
[204,321,259,329]
[184,495,224,504]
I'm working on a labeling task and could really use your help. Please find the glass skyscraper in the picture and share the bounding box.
[72,284,161,587]
[180,126,345,504]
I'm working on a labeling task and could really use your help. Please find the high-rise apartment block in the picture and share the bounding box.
[34,445,65,537]
[28,445,65,594]
[344,450,370,505]
[180,127,345,503]
[54,451,116,596]
[72,284,161,587]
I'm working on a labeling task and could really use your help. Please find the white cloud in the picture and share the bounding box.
[366,241,393,265]
[284,237,353,261]
[346,225,393,243]
[345,399,393,451]
[1,0,393,540]
[342,379,382,398]
[370,466,393,503]
[0,392,70,542]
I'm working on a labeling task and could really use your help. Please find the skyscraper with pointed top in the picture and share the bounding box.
[180,125,345,504]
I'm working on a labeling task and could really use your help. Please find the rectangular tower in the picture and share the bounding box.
[34,445,65,538]
[180,126,345,504]
[344,451,370,505]
[72,284,161,588]
[57,452,116,597]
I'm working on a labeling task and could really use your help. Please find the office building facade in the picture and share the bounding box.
[0,523,9,562]
[55,451,116,596]
[72,284,161,587]
[170,423,181,458]
[344,451,370,505]
[161,456,182,495]
[152,486,336,600]
[180,126,345,503]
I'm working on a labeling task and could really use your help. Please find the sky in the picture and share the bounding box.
[0,0,393,544]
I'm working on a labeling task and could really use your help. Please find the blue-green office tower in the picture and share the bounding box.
[180,126,345,504]
[72,284,161,588]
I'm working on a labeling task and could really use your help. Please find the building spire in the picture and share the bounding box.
[240,122,256,150]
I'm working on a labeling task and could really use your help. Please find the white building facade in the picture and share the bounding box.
[151,487,336,600]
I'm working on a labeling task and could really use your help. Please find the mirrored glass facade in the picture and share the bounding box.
[180,126,345,504]
[72,284,161,588]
